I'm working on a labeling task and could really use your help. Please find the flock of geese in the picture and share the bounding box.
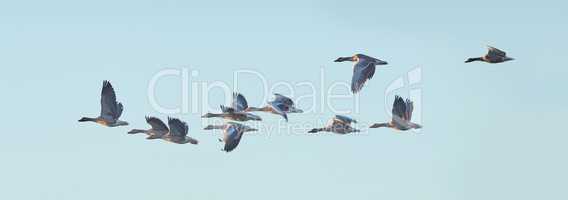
[79,46,514,152]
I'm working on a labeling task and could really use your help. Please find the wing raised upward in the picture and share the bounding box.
[220,105,236,113]
[167,117,188,138]
[232,93,249,112]
[145,116,169,132]
[391,95,408,123]
[100,80,122,121]
[405,99,414,121]
[487,46,507,57]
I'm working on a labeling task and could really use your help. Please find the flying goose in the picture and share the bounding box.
[334,54,388,93]
[204,122,258,152]
[161,117,199,144]
[246,100,289,121]
[272,93,303,113]
[370,95,422,131]
[308,115,360,134]
[78,80,128,127]
[128,116,169,139]
[246,93,304,121]
[465,46,514,63]
[201,93,262,121]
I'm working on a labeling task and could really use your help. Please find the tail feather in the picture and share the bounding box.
[187,137,199,145]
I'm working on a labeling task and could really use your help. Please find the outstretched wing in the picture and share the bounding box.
[405,99,414,121]
[334,115,356,124]
[351,61,376,93]
[223,125,243,152]
[273,93,294,107]
[220,105,235,113]
[232,93,249,112]
[100,80,121,121]
[269,101,289,121]
[391,95,408,122]
[487,46,507,57]
[145,116,169,132]
[115,103,124,119]
[168,117,188,138]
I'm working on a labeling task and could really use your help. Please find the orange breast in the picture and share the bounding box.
[96,120,108,126]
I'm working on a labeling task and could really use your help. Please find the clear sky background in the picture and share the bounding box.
[1,0,567,199]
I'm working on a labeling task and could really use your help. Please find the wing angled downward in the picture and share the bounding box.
[351,61,376,93]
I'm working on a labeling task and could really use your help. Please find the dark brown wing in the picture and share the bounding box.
[145,116,169,132]
[391,95,407,122]
[487,46,506,57]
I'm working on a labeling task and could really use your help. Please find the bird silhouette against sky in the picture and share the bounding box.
[334,54,388,93]
[465,46,514,64]
[370,95,422,131]
[78,80,128,127]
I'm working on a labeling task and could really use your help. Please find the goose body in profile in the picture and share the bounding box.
[204,122,258,152]
[78,80,128,127]
[161,117,198,144]
[465,46,514,63]
[246,93,304,121]
[308,115,360,134]
[334,54,388,93]
[201,93,262,121]
[128,116,169,139]
[370,95,422,131]
[272,93,303,113]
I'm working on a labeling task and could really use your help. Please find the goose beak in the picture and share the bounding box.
[334,57,353,62]
[505,57,515,61]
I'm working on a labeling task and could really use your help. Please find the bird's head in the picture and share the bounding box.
[334,55,357,62]
[78,117,92,122]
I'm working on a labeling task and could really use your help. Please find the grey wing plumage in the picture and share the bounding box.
[487,46,506,57]
[405,99,414,121]
[270,101,289,121]
[168,117,188,137]
[223,125,242,152]
[273,93,294,106]
[100,80,122,121]
[351,61,376,93]
[232,93,249,112]
[145,116,169,132]
[220,105,235,113]
[334,115,356,124]
[391,95,408,122]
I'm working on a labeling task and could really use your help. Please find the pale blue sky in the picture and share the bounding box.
[1,0,567,199]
